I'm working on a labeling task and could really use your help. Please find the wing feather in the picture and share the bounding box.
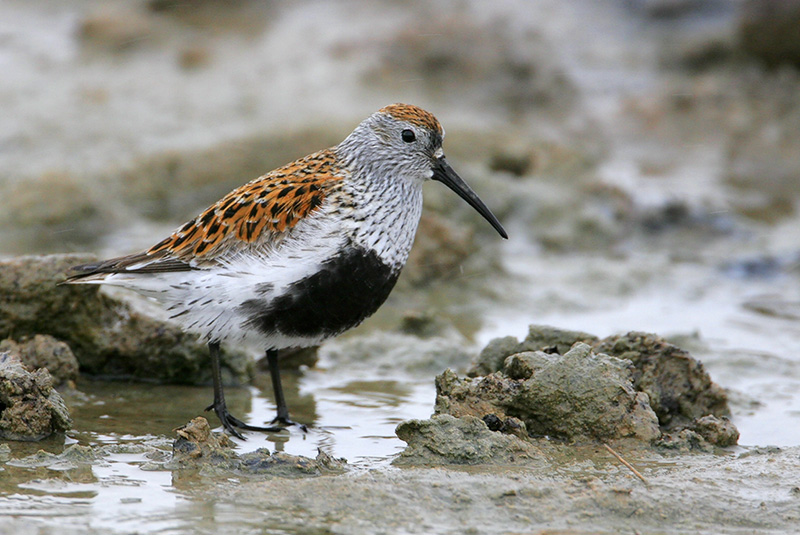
[66,148,344,283]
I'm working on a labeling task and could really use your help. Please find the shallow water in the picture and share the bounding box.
[0,354,439,534]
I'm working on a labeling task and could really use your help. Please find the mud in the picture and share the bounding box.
[2,434,797,534]
[468,325,599,377]
[197,444,800,535]
[690,415,739,447]
[596,331,731,430]
[0,353,71,441]
[167,417,346,476]
[433,343,661,444]
[0,335,79,387]
[395,414,545,466]
[410,326,736,454]
[0,254,250,385]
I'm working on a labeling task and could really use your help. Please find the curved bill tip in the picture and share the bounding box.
[432,157,508,239]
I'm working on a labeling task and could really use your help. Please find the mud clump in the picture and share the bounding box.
[468,325,598,377]
[0,335,79,387]
[169,417,346,476]
[691,415,739,447]
[439,343,661,442]
[471,326,734,444]
[657,415,740,451]
[238,449,346,477]
[0,353,72,441]
[394,414,545,466]
[398,325,738,462]
[595,332,730,430]
[0,254,250,385]
[170,416,238,466]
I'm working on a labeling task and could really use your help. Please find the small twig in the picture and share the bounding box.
[604,443,649,487]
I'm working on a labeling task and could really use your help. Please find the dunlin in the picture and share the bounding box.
[66,104,507,438]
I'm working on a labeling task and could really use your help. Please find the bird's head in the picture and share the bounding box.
[342,103,508,239]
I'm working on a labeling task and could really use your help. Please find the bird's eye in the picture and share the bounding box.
[401,129,416,143]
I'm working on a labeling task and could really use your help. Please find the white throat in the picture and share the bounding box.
[347,176,423,270]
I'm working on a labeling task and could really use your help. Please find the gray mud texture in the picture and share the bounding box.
[212,444,800,535]
[395,414,546,466]
[0,254,250,384]
[5,431,798,534]
[468,325,599,377]
[0,334,79,387]
[398,325,737,463]
[435,343,661,444]
[167,417,346,477]
[596,331,732,431]
[0,352,71,440]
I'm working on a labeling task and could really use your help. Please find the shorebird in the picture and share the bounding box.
[65,104,507,438]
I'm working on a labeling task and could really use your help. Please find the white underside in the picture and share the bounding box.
[77,186,423,349]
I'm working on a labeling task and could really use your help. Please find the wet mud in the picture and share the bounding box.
[169,417,346,476]
[0,335,79,387]
[395,325,737,467]
[0,353,71,441]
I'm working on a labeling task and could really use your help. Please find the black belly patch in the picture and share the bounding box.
[238,245,400,341]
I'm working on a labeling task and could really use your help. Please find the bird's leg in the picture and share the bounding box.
[204,341,282,438]
[267,349,306,430]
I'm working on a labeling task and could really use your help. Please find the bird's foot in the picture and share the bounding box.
[205,401,283,439]
[271,414,308,432]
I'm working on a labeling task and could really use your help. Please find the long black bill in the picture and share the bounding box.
[432,157,508,239]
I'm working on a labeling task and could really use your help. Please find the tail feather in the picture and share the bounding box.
[63,253,196,284]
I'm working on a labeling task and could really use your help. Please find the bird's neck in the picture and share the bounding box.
[345,172,423,271]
